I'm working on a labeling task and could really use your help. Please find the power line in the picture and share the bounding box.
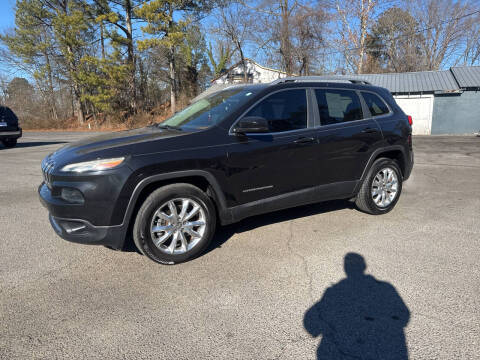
[322,8,480,57]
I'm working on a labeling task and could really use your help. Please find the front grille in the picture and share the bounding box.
[41,157,56,188]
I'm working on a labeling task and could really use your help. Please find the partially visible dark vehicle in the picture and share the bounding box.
[39,76,414,264]
[0,106,22,148]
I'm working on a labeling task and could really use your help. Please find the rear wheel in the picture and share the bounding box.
[2,139,17,148]
[355,158,402,215]
[133,184,216,264]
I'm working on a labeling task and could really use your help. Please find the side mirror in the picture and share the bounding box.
[233,116,269,134]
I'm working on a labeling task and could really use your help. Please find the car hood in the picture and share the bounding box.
[53,126,187,157]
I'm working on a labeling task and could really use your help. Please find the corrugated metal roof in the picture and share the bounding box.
[347,70,460,93]
[451,66,480,88]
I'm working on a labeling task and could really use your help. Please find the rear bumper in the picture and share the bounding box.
[39,183,128,249]
[0,128,22,139]
[404,150,414,181]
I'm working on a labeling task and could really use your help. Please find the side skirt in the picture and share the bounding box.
[221,181,358,225]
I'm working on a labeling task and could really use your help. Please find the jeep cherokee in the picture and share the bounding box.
[39,77,414,264]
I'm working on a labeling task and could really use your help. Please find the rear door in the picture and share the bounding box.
[311,88,383,191]
[225,88,320,205]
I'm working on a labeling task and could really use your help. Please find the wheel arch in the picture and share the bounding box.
[356,146,407,194]
[122,170,228,233]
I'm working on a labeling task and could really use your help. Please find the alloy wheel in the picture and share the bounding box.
[150,198,207,255]
[371,167,399,208]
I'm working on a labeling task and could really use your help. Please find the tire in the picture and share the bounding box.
[355,158,403,215]
[133,183,216,264]
[2,139,17,148]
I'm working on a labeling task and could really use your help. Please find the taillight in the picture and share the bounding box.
[407,115,413,126]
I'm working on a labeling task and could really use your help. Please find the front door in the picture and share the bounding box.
[225,88,319,205]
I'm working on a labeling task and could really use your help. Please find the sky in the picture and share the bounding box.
[0,0,15,33]
[0,0,18,78]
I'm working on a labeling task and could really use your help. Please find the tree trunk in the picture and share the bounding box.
[358,13,367,74]
[125,0,137,113]
[169,47,176,114]
[59,0,84,124]
[100,22,105,60]
[237,43,248,83]
[44,48,58,121]
[72,82,85,124]
[280,0,294,75]
[66,49,85,124]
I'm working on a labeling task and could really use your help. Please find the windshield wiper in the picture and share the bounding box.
[156,124,182,131]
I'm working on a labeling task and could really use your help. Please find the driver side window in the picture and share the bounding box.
[245,89,307,133]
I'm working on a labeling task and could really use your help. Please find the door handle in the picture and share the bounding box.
[294,136,316,144]
[362,127,379,134]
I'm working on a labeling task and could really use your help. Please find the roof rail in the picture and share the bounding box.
[271,76,371,85]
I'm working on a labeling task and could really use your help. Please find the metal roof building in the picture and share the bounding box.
[345,66,479,135]
[348,70,461,94]
[450,66,480,89]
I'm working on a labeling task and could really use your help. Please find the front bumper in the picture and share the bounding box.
[48,215,127,249]
[39,183,128,249]
[0,128,22,139]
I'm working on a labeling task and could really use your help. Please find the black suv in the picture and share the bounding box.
[0,106,22,148]
[39,77,413,264]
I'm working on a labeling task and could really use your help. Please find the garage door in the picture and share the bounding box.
[393,95,433,135]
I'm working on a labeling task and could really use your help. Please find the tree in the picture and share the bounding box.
[409,0,472,70]
[178,25,209,98]
[136,0,213,114]
[1,0,59,120]
[76,48,129,114]
[6,77,36,114]
[335,0,383,74]
[207,40,232,77]
[367,7,425,73]
[244,0,327,75]
[215,3,252,81]
[251,0,299,75]
[460,11,480,65]
[93,0,138,113]
[291,3,327,75]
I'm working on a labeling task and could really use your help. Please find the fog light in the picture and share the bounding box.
[60,188,84,204]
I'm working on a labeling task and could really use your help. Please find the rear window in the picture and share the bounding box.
[315,89,363,125]
[362,92,389,116]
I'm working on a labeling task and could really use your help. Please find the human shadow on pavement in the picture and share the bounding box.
[304,253,410,360]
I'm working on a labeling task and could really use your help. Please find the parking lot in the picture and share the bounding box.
[0,132,479,359]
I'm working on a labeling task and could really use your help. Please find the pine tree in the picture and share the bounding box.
[135,0,212,114]
[1,0,59,120]
[93,0,138,113]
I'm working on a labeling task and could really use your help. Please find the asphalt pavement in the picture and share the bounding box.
[0,132,479,359]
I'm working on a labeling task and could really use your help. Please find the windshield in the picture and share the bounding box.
[159,87,259,130]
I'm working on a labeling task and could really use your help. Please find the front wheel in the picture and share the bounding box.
[133,184,216,264]
[355,158,403,215]
[2,139,17,148]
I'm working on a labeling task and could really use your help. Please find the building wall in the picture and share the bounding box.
[213,61,287,84]
[431,91,480,134]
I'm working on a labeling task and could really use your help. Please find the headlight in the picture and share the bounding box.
[61,157,125,173]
